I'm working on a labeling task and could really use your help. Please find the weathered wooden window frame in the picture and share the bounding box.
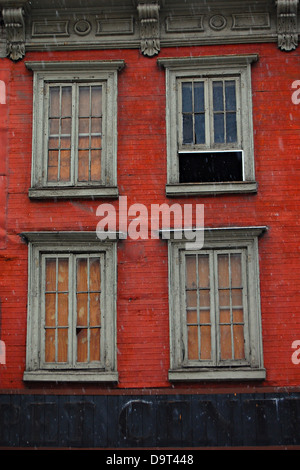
[22,231,118,383]
[25,60,125,199]
[165,226,267,381]
[157,55,258,196]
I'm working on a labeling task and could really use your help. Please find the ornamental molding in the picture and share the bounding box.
[2,6,25,60]
[276,0,299,51]
[137,1,160,57]
[0,0,299,59]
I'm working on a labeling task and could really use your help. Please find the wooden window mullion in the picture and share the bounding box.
[72,84,77,186]
[212,251,219,366]
[57,86,62,182]
[88,86,92,182]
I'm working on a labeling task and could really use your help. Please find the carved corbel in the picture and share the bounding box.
[276,0,299,51]
[137,2,160,57]
[2,7,25,61]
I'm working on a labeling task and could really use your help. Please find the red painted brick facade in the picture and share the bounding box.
[0,42,300,392]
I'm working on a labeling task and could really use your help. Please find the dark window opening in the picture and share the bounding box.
[179,151,243,183]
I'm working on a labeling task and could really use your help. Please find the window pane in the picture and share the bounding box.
[77,328,88,363]
[89,257,101,291]
[90,328,101,362]
[45,259,56,291]
[182,82,193,113]
[78,150,89,181]
[60,150,71,182]
[199,289,210,308]
[188,326,198,360]
[78,135,90,150]
[186,255,197,288]
[182,114,193,144]
[90,150,101,181]
[57,258,68,290]
[57,329,68,362]
[231,253,242,287]
[218,254,229,288]
[195,114,205,145]
[79,86,90,117]
[225,81,236,112]
[45,330,55,363]
[57,258,69,328]
[214,113,225,143]
[57,293,68,327]
[61,118,71,135]
[233,324,245,360]
[198,255,210,288]
[91,117,102,134]
[220,324,232,360]
[77,258,88,327]
[186,290,197,308]
[200,325,211,360]
[187,309,197,323]
[61,87,72,117]
[226,113,237,143]
[45,293,56,327]
[213,81,224,112]
[219,289,230,308]
[90,258,101,327]
[49,87,60,117]
[194,82,205,113]
[50,118,59,135]
[79,117,89,134]
[91,86,102,116]
[48,137,59,150]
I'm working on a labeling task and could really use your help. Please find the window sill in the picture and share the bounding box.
[166,181,257,197]
[23,370,119,383]
[29,186,119,199]
[168,367,266,382]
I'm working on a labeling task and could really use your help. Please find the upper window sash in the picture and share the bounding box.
[44,81,105,186]
[178,77,241,151]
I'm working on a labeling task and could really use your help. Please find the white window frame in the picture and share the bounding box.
[165,226,267,381]
[22,231,118,383]
[25,60,125,199]
[157,55,258,196]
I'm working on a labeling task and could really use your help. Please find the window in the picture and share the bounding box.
[166,226,266,381]
[26,60,125,199]
[157,55,258,196]
[22,232,118,382]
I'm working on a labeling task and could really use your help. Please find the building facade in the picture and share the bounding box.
[0,0,300,448]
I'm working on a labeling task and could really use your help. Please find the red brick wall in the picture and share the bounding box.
[0,43,300,390]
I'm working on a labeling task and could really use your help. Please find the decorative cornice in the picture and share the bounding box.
[137,1,160,57]
[276,0,299,51]
[2,6,25,60]
[1,1,299,59]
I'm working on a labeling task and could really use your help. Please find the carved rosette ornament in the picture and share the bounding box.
[2,7,25,61]
[276,0,299,51]
[137,2,160,57]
